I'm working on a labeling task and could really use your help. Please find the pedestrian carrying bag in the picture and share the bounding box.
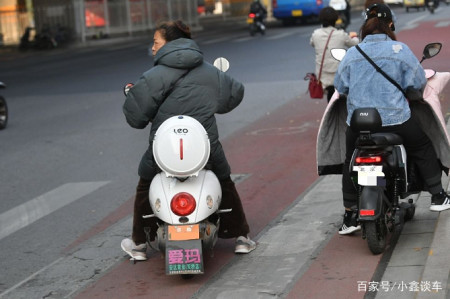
[305,30,334,99]
[305,73,324,98]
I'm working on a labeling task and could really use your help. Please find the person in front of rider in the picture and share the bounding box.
[334,3,450,234]
[249,0,267,25]
[310,7,359,102]
[120,20,256,260]
[344,0,351,25]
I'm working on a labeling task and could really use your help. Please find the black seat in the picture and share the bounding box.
[357,132,403,146]
[371,133,403,145]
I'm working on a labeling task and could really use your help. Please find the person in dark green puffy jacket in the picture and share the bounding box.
[121,20,256,261]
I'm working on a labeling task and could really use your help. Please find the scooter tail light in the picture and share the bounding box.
[248,13,256,18]
[360,209,375,216]
[171,192,196,216]
[355,156,382,163]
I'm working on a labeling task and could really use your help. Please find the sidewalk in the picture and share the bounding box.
[193,119,450,299]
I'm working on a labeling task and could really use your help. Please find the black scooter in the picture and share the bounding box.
[0,81,8,130]
[339,43,443,254]
[247,13,266,36]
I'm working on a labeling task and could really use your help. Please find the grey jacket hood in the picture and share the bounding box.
[154,38,203,69]
[123,37,244,180]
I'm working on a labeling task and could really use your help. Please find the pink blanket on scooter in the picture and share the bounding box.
[316,71,450,175]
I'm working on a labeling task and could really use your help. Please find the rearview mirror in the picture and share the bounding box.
[420,43,442,63]
[213,57,230,72]
[330,48,347,62]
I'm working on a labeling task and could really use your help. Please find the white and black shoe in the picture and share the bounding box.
[121,238,147,261]
[234,236,257,254]
[430,191,450,212]
[338,210,361,235]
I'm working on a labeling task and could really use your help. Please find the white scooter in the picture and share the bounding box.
[131,58,231,276]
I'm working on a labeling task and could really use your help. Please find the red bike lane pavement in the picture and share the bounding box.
[72,21,450,299]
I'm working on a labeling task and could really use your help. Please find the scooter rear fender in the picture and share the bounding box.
[359,186,385,221]
[149,169,222,224]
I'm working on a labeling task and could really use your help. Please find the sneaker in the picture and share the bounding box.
[430,191,450,212]
[234,236,256,254]
[338,210,361,235]
[121,238,147,261]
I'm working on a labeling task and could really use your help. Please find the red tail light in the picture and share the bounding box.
[355,156,382,163]
[272,0,277,9]
[360,209,375,216]
[171,192,196,216]
[316,0,323,5]
[248,13,256,18]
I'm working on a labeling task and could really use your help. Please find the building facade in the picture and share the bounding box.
[0,0,205,45]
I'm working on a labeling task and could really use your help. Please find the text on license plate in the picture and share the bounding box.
[353,165,384,186]
[168,224,200,241]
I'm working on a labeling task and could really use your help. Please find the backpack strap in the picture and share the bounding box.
[355,45,408,99]
[318,29,334,82]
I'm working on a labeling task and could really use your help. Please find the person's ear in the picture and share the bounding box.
[389,22,395,31]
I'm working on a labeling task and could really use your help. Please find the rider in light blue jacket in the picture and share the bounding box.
[333,4,450,235]
[334,34,426,126]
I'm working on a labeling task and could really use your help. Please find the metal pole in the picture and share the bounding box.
[104,0,110,35]
[146,0,153,29]
[167,0,173,20]
[125,0,132,36]
[187,0,192,25]
[77,0,86,43]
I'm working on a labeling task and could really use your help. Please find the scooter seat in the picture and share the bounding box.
[369,133,403,145]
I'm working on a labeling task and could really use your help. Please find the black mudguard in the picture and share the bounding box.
[359,186,385,221]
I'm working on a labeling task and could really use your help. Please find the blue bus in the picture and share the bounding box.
[272,0,330,25]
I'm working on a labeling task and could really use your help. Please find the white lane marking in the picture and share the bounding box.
[0,257,64,299]
[0,181,110,241]
[265,32,296,40]
[246,122,315,136]
[201,36,233,44]
[233,36,254,42]
[400,13,428,31]
[435,21,450,27]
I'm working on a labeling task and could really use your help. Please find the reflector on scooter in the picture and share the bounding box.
[360,209,375,216]
[171,192,196,216]
[356,156,382,163]
[179,138,184,160]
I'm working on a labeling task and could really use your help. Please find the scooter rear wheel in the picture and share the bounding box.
[365,220,387,255]
[0,96,8,130]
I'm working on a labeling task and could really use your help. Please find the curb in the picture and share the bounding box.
[374,118,450,299]
[416,118,450,299]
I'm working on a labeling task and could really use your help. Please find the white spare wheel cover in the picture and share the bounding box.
[153,115,210,177]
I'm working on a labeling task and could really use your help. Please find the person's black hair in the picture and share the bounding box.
[155,20,192,42]
[319,7,339,27]
[360,4,396,40]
